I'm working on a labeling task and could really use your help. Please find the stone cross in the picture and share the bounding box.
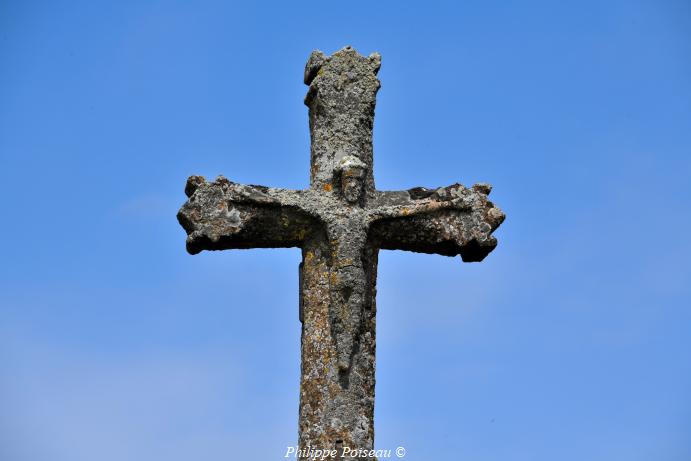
[177,46,504,460]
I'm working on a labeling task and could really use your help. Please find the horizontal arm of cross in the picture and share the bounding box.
[177,176,318,254]
[367,183,505,262]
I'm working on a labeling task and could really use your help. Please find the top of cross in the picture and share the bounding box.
[178,46,504,262]
[303,46,381,197]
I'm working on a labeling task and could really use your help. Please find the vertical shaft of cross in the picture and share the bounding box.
[298,47,382,459]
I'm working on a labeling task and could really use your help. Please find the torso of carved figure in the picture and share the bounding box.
[326,212,370,372]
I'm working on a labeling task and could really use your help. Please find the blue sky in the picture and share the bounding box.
[1,1,690,460]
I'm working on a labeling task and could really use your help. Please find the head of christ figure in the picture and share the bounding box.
[336,155,367,204]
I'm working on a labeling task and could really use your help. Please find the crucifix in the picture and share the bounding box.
[177,46,504,460]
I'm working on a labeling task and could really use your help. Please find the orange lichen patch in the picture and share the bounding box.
[323,183,333,192]
[304,250,314,263]
[402,207,410,216]
[335,258,354,269]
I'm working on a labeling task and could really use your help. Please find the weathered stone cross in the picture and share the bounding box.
[177,46,504,460]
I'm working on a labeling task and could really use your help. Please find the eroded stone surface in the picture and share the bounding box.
[177,46,505,460]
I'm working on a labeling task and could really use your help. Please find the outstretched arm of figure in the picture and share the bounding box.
[177,176,317,254]
[367,183,505,262]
